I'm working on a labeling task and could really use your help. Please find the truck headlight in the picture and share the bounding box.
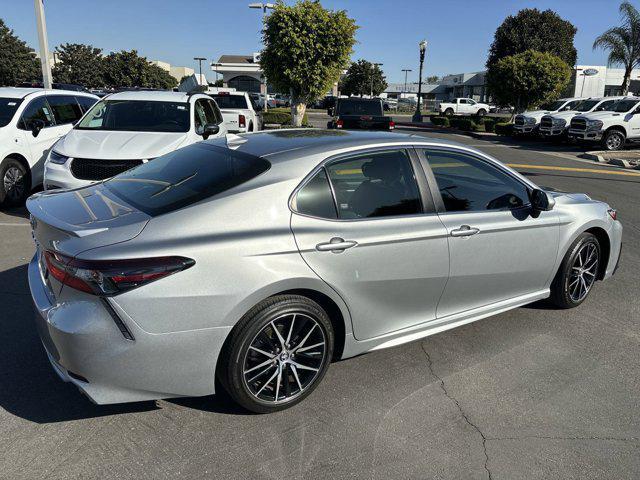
[586,120,603,130]
[48,150,70,165]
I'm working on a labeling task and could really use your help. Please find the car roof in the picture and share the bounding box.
[206,129,458,160]
[104,90,195,102]
[0,87,97,99]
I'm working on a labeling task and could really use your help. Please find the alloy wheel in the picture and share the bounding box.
[568,242,599,302]
[243,312,326,404]
[3,166,25,202]
[606,133,623,150]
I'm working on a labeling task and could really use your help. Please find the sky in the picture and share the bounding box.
[0,0,632,84]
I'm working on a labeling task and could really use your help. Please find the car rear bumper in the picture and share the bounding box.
[28,253,232,404]
[567,129,602,141]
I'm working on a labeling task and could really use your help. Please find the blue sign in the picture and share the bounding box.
[583,68,599,76]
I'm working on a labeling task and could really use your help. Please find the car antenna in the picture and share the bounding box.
[225,133,247,150]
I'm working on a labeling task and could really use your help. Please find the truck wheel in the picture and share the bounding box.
[603,129,625,151]
[0,157,30,207]
[444,108,454,116]
[476,109,487,117]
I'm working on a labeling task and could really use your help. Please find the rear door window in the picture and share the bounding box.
[47,95,83,125]
[105,143,270,216]
[294,169,338,219]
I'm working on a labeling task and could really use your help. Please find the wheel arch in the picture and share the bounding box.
[2,153,33,189]
[585,226,611,280]
[605,124,627,137]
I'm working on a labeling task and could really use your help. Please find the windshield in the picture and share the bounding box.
[210,95,248,109]
[0,98,22,127]
[76,100,190,132]
[105,143,270,216]
[337,100,382,116]
[612,99,640,112]
[574,100,600,112]
[539,100,565,111]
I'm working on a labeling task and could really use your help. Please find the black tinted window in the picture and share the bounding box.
[424,150,529,212]
[76,95,97,112]
[0,97,22,127]
[295,169,337,219]
[210,94,248,109]
[20,96,55,129]
[336,100,382,116]
[105,143,270,216]
[325,150,422,219]
[47,95,83,124]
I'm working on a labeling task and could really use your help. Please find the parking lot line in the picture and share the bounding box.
[506,163,640,177]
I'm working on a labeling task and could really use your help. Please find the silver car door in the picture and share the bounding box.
[418,147,560,318]
[290,147,450,341]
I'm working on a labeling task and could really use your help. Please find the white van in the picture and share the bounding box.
[0,87,98,205]
[43,90,227,190]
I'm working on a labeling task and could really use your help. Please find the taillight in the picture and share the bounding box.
[44,250,195,296]
[239,114,246,128]
[608,208,617,220]
[336,119,344,128]
[389,120,395,130]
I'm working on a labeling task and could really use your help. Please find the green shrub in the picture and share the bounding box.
[430,116,450,127]
[494,122,513,135]
[262,107,308,126]
[483,118,497,133]
[450,118,477,131]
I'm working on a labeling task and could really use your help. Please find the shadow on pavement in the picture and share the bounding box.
[0,205,30,220]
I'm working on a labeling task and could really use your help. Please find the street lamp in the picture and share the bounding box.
[412,40,427,123]
[370,62,383,97]
[194,57,206,86]
[401,68,412,96]
[249,2,275,111]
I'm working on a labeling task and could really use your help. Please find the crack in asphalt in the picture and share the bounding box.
[421,343,493,480]
[487,435,640,443]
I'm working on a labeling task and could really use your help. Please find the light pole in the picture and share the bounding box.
[249,2,275,111]
[401,68,412,96]
[412,40,427,123]
[370,63,383,97]
[194,57,206,86]
[34,0,52,89]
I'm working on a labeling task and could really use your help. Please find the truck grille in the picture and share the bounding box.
[540,116,553,128]
[70,158,143,181]
[514,115,525,126]
[570,118,587,131]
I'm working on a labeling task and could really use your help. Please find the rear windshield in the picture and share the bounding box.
[210,95,248,109]
[337,100,382,116]
[0,97,22,127]
[76,99,190,132]
[104,143,270,216]
[612,99,639,112]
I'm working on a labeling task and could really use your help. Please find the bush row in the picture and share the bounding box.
[262,108,309,126]
[428,115,512,135]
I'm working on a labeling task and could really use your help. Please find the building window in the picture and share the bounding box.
[227,75,261,93]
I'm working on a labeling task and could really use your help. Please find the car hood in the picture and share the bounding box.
[520,110,551,119]
[548,111,581,120]
[56,129,189,160]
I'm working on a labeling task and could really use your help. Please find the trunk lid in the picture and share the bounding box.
[26,183,150,258]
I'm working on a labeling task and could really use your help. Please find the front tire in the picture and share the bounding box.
[218,295,334,413]
[550,232,601,308]
[0,157,29,207]
[444,108,454,117]
[602,129,625,151]
[476,109,487,117]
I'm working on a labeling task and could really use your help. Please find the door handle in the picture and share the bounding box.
[450,225,480,237]
[316,237,358,252]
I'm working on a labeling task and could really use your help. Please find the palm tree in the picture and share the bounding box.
[593,2,640,95]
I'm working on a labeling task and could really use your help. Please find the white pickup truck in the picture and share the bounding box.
[439,98,490,116]
[208,91,261,133]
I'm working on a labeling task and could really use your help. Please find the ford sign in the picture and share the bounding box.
[583,68,599,76]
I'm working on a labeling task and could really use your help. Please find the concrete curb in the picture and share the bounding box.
[580,151,640,169]
[394,122,501,140]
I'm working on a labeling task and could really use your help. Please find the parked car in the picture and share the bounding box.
[328,98,395,130]
[268,94,290,108]
[0,87,98,206]
[513,97,584,135]
[27,129,622,413]
[439,98,490,116]
[539,97,624,141]
[43,90,227,190]
[209,91,261,133]
[249,92,265,110]
[18,81,90,93]
[381,97,397,111]
[568,97,640,150]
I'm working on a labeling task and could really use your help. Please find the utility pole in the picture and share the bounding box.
[370,63,383,97]
[401,69,412,96]
[412,40,427,123]
[34,0,52,89]
[194,57,206,86]
[249,2,275,111]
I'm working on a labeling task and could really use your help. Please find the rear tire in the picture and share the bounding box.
[0,157,29,207]
[602,129,625,151]
[550,232,601,309]
[218,295,334,413]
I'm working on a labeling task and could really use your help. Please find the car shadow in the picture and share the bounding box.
[0,205,30,220]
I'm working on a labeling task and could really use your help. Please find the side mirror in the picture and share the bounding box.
[530,188,555,211]
[201,123,220,140]
[29,119,45,137]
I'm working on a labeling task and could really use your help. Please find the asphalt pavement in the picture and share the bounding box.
[1,126,638,480]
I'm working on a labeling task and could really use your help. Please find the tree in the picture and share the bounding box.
[340,59,387,97]
[102,50,176,89]
[52,43,105,88]
[593,2,640,95]
[486,50,571,112]
[261,0,357,126]
[0,18,40,86]
[145,63,178,89]
[487,9,577,70]
[425,75,440,84]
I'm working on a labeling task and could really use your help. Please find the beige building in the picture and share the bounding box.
[150,60,196,83]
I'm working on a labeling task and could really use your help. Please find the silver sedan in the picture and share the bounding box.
[27,130,622,413]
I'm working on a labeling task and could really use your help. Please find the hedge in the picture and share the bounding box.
[494,122,513,135]
[449,118,477,131]
[262,107,309,126]
[483,118,497,133]
[430,116,450,127]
